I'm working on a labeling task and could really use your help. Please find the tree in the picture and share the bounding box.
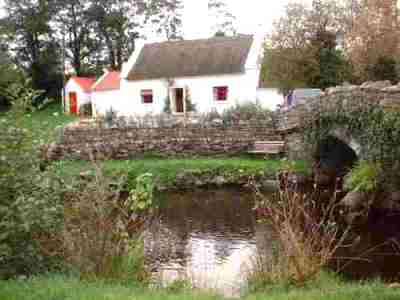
[0,0,62,99]
[53,0,98,76]
[87,0,142,71]
[148,0,183,41]
[87,0,183,71]
[261,1,352,93]
[346,0,399,82]
[0,45,24,110]
[208,0,237,36]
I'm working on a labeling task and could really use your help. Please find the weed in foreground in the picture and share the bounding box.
[251,180,351,287]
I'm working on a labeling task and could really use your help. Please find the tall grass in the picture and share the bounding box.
[60,162,151,281]
[252,179,351,286]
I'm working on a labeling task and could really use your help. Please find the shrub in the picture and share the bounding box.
[344,161,380,192]
[79,103,92,117]
[0,92,63,279]
[221,102,274,126]
[163,96,171,113]
[104,108,118,127]
[184,86,196,112]
[367,56,398,83]
[199,109,221,124]
[62,165,155,280]
[252,185,350,286]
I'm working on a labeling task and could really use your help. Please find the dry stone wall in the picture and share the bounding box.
[45,122,281,161]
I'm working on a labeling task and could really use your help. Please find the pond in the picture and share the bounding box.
[144,186,400,297]
[144,187,273,298]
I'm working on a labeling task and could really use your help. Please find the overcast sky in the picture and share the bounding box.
[180,0,311,40]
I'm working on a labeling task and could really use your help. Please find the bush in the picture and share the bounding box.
[79,103,92,117]
[62,166,155,280]
[367,56,398,83]
[104,108,118,127]
[344,161,380,192]
[221,102,275,126]
[163,96,171,114]
[0,92,63,279]
[252,185,350,286]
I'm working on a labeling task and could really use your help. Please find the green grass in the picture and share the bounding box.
[1,274,399,300]
[247,272,400,300]
[23,103,78,143]
[20,103,77,144]
[0,276,219,300]
[55,157,308,187]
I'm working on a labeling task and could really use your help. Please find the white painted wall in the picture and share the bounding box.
[119,79,169,116]
[120,72,259,115]
[117,36,262,116]
[92,90,123,117]
[256,88,284,111]
[64,79,91,114]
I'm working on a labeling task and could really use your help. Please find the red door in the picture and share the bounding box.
[69,92,78,115]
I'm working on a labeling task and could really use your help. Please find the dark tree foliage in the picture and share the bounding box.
[0,45,24,110]
[0,0,183,97]
[367,56,399,84]
[261,0,354,91]
[87,0,183,70]
[306,31,352,89]
[1,0,62,100]
[54,0,98,76]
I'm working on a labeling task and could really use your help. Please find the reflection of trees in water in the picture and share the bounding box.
[334,215,400,281]
[144,188,279,297]
[145,188,273,275]
[144,219,190,271]
[160,188,257,237]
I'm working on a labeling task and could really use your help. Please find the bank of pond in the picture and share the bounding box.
[2,187,400,299]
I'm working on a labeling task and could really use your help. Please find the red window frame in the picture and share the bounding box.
[141,89,153,104]
[213,86,228,101]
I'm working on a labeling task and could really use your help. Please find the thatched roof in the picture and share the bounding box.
[127,35,254,81]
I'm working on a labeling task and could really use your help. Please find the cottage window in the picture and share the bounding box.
[141,89,153,104]
[213,86,228,101]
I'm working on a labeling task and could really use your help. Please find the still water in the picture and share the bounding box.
[144,187,273,298]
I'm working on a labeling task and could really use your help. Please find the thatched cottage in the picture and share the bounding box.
[93,34,266,117]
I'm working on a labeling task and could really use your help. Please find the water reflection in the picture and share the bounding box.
[144,188,271,298]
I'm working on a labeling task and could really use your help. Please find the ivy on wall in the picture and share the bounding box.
[302,94,400,172]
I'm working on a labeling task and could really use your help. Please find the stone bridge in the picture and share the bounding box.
[276,81,400,160]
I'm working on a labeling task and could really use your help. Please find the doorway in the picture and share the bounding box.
[69,92,78,115]
[174,88,184,113]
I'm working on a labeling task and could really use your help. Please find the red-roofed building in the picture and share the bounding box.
[64,76,96,115]
[91,71,122,118]
[93,71,120,92]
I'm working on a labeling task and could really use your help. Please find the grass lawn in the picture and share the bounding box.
[55,156,308,186]
[0,102,78,144]
[22,103,77,144]
[1,274,399,300]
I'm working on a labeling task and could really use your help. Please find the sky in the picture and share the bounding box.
[180,0,310,40]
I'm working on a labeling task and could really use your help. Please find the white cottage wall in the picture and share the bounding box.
[64,79,91,114]
[256,88,284,111]
[92,90,123,117]
[120,72,259,115]
[120,79,169,116]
